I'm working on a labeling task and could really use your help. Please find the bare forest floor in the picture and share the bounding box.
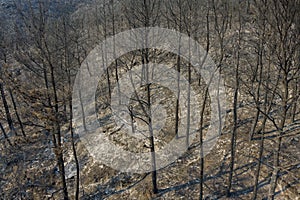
[1,65,299,199]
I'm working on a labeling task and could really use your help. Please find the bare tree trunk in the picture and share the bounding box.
[129,105,135,134]
[186,61,191,148]
[147,82,158,194]
[43,67,52,108]
[0,122,12,146]
[69,83,80,200]
[212,0,229,137]
[111,0,121,105]
[199,84,210,200]
[291,74,299,122]
[8,89,26,137]
[252,59,279,199]
[199,6,211,199]
[49,61,69,200]
[252,59,273,200]
[185,6,192,149]
[252,119,265,200]
[268,77,288,200]
[226,65,238,197]
[76,46,87,132]
[267,1,297,197]
[249,16,266,140]
[226,6,241,196]
[250,109,260,140]
[251,3,279,196]
[99,3,112,100]
[175,0,182,139]
[145,46,158,195]
[0,82,17,136]
[268,126,284,200]
[63,15,80,199]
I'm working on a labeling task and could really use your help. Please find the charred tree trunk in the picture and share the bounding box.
[68,77,80,200]
[8,89,26,137]
[0,82,17,136]
[49,60,69,199]
[174,0,183,140]
[226,6,241,196]
[0,122,12,146]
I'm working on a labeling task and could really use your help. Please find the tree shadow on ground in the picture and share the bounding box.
[83,173,149,200]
